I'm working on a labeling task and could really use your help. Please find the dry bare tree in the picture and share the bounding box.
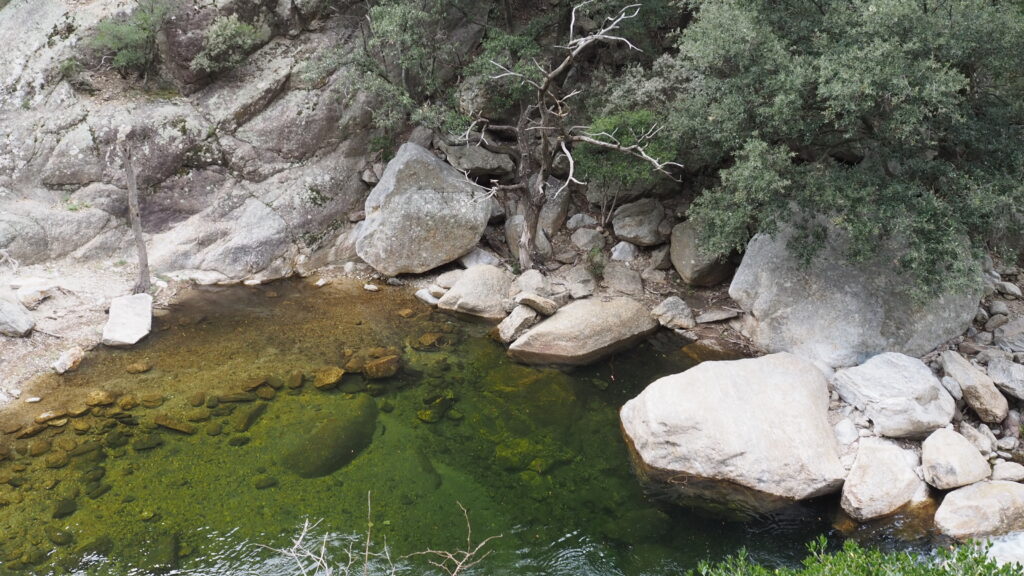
[120,140,151,294]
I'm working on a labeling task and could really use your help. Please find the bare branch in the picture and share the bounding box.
[571,133,684,180]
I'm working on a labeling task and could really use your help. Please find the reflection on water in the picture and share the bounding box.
[0,278,865,575]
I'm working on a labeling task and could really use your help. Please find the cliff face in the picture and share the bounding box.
[0,0,482,283]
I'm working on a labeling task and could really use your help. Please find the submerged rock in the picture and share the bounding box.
[620,353,845,518]
[832,352,954,438]
[508,298,657,365]
[279,394,378,478]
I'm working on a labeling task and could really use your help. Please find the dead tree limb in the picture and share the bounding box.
[122,143,151,295]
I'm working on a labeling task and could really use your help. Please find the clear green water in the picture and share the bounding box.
[0,279,923,575]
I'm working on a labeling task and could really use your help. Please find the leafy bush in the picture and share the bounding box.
[612,0,1024,298]
[190,14,262,74]
[89,0,170,76]
[693,539,1022,576]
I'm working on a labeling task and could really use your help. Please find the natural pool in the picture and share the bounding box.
[0,278,933,575]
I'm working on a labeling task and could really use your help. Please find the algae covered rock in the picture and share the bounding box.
[280,395,378,478]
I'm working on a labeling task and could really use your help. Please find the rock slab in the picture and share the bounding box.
[620,353,845,517]
[509,298,657,366]
[356,143,490,275]
[101,294,153,347]
[832,352,954,438]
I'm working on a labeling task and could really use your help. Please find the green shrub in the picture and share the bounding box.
[190,14,261,74]
[693,539,1022,576]
[89,0,170,77]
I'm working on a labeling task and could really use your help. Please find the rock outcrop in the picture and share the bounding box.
[831,352,954,438]
[508,298,657,365]
[356,143,491,276]
[729,231,981,369]
[620,353,845,517]
[934,481,1024,539]
[840,438,929,521]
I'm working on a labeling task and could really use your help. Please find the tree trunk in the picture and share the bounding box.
[123,143,151,295]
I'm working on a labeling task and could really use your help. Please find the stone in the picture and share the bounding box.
[437,265,513,322]
[840,439,929,521]
[990,301,1011,316]
[571,228,605,252]
[101,294,153,347]
[537,187,571,239]
[832,353,955,438]
[154,415,197,435]
[651,296,696,331]
[52,347,86,375]
[438,141,515,178]
[612,198,669,246]
[14,279,60,310]
[415,289,440,306]
[960,422,994,455]
[0,293,34,337]
[921,428,991,490]
[514,293,559,316]
[621,353,845,517]
[313,367,345,390]
[363,284,380,292]
[458,247,501,268]
[126,362,152,374]
[363,356,400,380]
[695,309,740,324]
[730,232,981,369]
[497,305,539,343]
[253,474,278,490]
[279,395,378,478]
[567,213,597,230]
[602,262,643,296]
[610,241,640,261]
[436,270,465,289]
[994,317,1024,352]
[940,351,1009,423]
[670,221,732,287]
[987,358,1024,401]
[513,269,549,296]
[85,390,116,407]
[650,245,672,271]
[555,265,597,299]
[834,419,859,445]
[940,376,963,401]
[356,143,491,275]
[998,436,1018,451]
[996,281,1023,298]
[935,481,1024,539]
[509,298,657,365]
[992,461,1024,482]
[987,314,1010,332]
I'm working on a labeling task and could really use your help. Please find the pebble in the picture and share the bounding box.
[205,422,223,437]
[140,393,165,408]
[154,415,196,435]
[52,499,77,519]
[85,390,116,407]
[118,395,139,410]
[286,371,304,389]
[126,362,152,374]
[25,397,41,404]
[991,301,1011,316]
[27,439,51,457]
[187,392,206,407]
[253,474,278,490]
[34,410,67,424]
[363,284,380,292]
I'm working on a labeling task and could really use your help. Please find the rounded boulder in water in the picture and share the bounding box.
[279,395,378,478]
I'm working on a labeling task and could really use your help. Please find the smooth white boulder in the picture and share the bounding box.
[437,265,512,322]
[101,294,153,347]
[840,438,929,521]
[921,428,991,490]
[832,352,954,438]
[935,481,1024,539]
[620,353,845,517]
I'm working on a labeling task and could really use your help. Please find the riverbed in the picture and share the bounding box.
[0,278,927,575]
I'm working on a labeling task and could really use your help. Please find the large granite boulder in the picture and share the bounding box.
[920,428,990,490]
[611,198,670,246]
[101,294,152,347]
[508,298,657,365]
[670,221,733,287]
[620,353,846,518]
[356,143,491,276]
[940,351,1008,423]
[840,438,929,521]
[934,481,1024,539]
[0,292,35,337]
[832,352,954,438]
[437,265,513,322]
[730,232,981,369]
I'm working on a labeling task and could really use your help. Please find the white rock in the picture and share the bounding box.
[960,422,995,455]
[363,284,380,292]
[996,282,1023,298]
[437,265,513,322]
[101,294,152,347]
[921,428,991,490]
[992,462,1024,482]
[0,292,34,337]
[610,241,639,262]
[15,278,60,309]
[314,278,330,287]
[987,358,1024,401]
[571,228,605,252]
[414,288,439,306]
[935,481,1024,539]
[997,437,1018,452]
[514,292,559,316]
[427,284,447,299]
[513,269,548,296]
[436,270,465,289]
[496,305,539,344]
[840,438,929,521]
[835,419,860,445]
[458,247,501,269]
[940,376,963,401]
[52,346,85,375]
[566,213,597,230]
[832,352,955,438]
[941,351,1009,423]
[651,296,696,331]
[612,198,669,246]
[620,353,845,516]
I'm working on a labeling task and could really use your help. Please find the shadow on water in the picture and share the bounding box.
[0,279,935,575]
